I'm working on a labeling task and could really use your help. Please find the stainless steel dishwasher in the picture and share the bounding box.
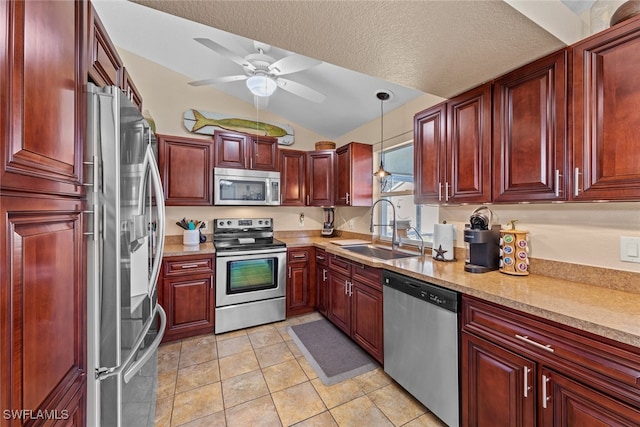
[383,270,460,427]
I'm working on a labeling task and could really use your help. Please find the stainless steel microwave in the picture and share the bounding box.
[214,167,281,206]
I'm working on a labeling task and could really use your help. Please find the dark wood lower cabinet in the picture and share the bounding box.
[0,195,86,426]
[315,249,329,316]
[461,332,536,427]
[161,254,215,342]
[326,254,383,364]
[286,247,315,317]
[461,295,640,427]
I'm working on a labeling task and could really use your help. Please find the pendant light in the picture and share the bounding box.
[373,90,392,182]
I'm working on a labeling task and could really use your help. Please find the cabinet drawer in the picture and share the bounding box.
[352,263,382,291]
[163,255,215,276]
[288,248,310,263]
[315,248,327,265]
[328,254,351,276]
[462,296,640,391]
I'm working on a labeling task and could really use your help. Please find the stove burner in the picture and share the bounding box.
[213,218,285,252]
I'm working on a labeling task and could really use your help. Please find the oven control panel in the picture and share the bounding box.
[214,218,272,230]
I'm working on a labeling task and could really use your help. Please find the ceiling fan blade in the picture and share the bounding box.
[188,75,248,87]
[268,55,322,76]
[193,38,255,71]
[276,78,326,103]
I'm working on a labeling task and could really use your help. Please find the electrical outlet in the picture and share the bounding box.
[348,219,355,230]
[620,236,640,263]
[299,213,305,227]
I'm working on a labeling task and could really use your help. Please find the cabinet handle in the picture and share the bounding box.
[573,167,581,197]
[346,192,350,205]
[438,182,442,201]
[523,366,531,398]
[292,254,306,259]
[322,268,327,282]
[445,182,450,202]
[515,334,554,353]
[288,266,292,278]
[554,169,562,197]
[180,263,202,269]
[542,374,551,409]
[344,280,349,295]
[307,195,310,205]
[316,255,325,260]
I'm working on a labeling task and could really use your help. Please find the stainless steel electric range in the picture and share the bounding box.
[213,218,287,334]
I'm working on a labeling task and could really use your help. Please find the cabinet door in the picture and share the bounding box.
[541,368,640,427]
[461,332,536,427]
[306,150,336,206]
[327,271,351,335]
[447,83,492,203]
[572,17,640,200]
[214,131,249,169]
[0,196,86,421]
[336,142,372,207]
[315,250,329,316]
[162,273,214,342]
[286,248,314,317]
[88,3,122,87]
[157,134,214,206]
[250,137,278,171]
[414,103,447,204]
[351,281,383,364]
[1,0,86,196]
[493,49,567,202]
[280,149,306,206]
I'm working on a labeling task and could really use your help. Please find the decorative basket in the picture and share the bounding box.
[611,1,640,26]
[315,141,336,150]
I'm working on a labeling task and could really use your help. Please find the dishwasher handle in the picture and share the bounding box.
[383,270,459,313]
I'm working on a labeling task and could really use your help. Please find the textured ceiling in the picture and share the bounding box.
[133,0,565,99]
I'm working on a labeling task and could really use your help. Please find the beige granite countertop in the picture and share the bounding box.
[162,235,640,349]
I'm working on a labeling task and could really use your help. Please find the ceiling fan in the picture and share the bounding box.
[188,38,326,104]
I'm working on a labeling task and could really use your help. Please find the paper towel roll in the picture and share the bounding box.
[432,223,456,261]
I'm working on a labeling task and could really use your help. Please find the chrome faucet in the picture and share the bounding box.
[408,226,425,256]
[369,199,399,249]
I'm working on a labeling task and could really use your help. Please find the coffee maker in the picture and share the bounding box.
[464,207,500,273]
[322,208,335,237]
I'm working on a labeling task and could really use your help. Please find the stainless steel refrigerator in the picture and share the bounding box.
[86,83,166,426]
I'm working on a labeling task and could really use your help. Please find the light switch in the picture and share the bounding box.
[620,236,640,263]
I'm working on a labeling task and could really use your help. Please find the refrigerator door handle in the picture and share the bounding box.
[96,303,166,382]
[123,304,166,383]
[146,144,165,298]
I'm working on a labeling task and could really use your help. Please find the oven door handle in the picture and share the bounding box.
[216,248,287,257]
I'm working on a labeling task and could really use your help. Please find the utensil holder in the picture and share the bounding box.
[183,230,199,246]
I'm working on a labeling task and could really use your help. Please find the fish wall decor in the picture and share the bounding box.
[183,109,295,145]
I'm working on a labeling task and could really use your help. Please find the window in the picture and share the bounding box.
[376,142,438,245]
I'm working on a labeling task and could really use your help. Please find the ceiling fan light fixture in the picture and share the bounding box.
[246,74,277,97]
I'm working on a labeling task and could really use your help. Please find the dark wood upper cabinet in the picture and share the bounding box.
[213,130,278,171]
[414,103,447,204]
[121,67,143,112]
[572,15,640,201]
[493,49,568,202]
[414,84,491,204]
[88,3,122,88]
[335,142,372,206]
[306,150,336,206]
[446,83,492,203]
[157,134,215,206]
[1,0,86,197]
[280,149,306,206]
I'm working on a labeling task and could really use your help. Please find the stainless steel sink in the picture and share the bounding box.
[340,245,420,260]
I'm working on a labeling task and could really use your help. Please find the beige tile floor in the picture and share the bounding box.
[155,312,447,427]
